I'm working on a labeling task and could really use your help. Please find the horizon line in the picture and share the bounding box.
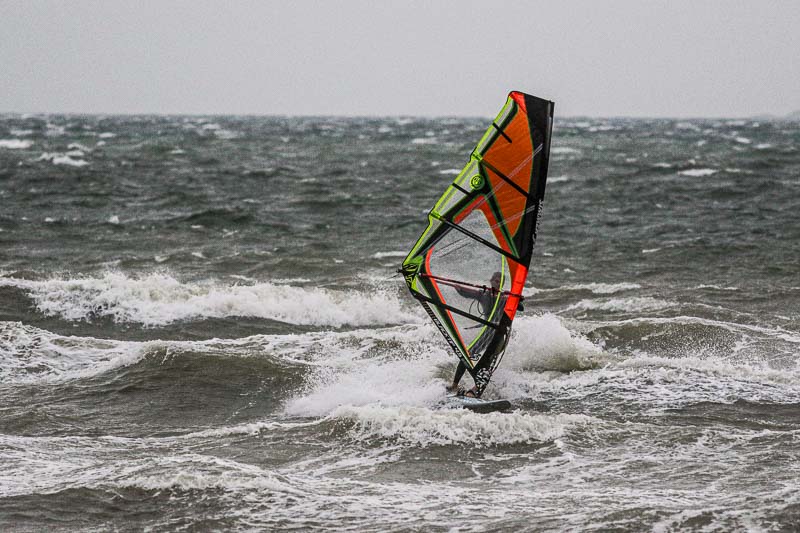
[2,109,798,121]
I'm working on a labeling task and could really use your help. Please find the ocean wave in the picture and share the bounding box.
[0,272,419,327]
[371,251,407,259]
[0,139,33,149]
[695,284,740,291]
[501,314,605,373]
[176,207,253,227]
[523,349,800,410]
[36,151,89,167]
[603,315,800,346]
[0,435,303,498]
[331,404,590,446]
[551,147,581,155]
[551,282,641,295]
[116,456,302,495]
[181,418,326,439]
[285,314,604,418]
[582,314,800,375]
[0,320,437,384]
[565,297,672,314]
[678,168,718,177]
[0,321,145,383]
[285,353,447,417]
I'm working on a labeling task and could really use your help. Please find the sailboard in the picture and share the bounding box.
[442,395,512,413]
[400,91,554,400]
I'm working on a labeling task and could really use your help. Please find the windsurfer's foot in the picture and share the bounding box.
[463,388,478,398]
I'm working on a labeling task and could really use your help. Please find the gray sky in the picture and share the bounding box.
[2,0,799,117]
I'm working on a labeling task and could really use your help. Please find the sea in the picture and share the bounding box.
[1,112,799,532]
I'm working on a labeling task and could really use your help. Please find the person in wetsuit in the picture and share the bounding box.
[446,271,523,397]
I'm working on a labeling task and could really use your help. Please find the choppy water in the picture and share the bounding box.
[1,113,799,531]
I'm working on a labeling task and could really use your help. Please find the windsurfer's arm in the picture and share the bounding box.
[454,285,481,299]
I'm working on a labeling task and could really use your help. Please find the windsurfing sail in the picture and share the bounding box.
[400,91,554,389]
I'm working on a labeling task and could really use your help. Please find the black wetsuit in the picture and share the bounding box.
[451,285,523,396]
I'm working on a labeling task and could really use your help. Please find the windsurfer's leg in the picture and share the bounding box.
[447,360,467,393]
[470,357,494,398]
[468,325,509,397]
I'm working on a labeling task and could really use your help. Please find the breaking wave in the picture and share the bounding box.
[331,404,591,446]
[0,272,420,327]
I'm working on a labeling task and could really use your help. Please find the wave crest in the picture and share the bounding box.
[332,404,591,446]
[1,272,419,327]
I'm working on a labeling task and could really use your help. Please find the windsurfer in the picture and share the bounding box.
[446,272,523,397]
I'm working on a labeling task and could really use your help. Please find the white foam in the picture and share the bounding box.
[0,272,420,327]
[119,456,303,495]
[0,321,146,383]
[734,136,752,144]
[0,139,32,149]
[675,122,701,132]
[214,129,239,140]
[608,355,800,406]
[554,282,641,295]
[411,137,438,145]
[285,313,605,422]
[500,314,605,374]
[37,152,89,167]
[0,319,434,384]
[45,123,65,136]
[551,147,580,154]
[331,404,589,446]
[588,125,617,132]
[0,434,304,499]
[695,284,739,291]
[565,297,672,314]
[437,168,460,175]
[371,251,407,259]
[607,315,800,346]
[107,215,120,225]
[98,132,116,138]
[678,168,718,177]
[53,155,88,166]
[182,418,326,439]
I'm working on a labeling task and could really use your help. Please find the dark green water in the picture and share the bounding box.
[1,114,799,531]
